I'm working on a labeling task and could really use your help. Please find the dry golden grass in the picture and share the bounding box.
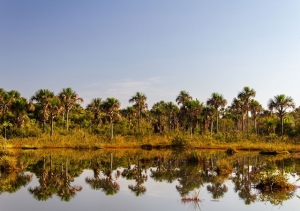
[4,131,300,152]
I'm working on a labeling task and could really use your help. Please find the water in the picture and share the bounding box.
[0,149,299,211]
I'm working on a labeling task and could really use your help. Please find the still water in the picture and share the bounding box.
[0,149,299,211]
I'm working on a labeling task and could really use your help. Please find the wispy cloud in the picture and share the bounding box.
[81,76,177,108]
[83,83,102,88]
[106,77,164,97]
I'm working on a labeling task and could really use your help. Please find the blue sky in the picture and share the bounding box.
[1,0,300,108]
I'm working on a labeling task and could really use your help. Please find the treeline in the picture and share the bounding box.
[0,86,299,139]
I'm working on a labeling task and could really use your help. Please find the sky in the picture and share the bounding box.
[1,0,300,109]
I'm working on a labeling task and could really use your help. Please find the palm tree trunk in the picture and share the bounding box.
[242,115,245,132]
[50,117,54,136]
[43,120,46,133]
[246,111,249,136]
[110,122,114,139]
[210,119,213,137]
[280,116,284,137]
[216,111,219,134]
[66,110,69,131]
[110,153,113,170]
[254,118,257,134]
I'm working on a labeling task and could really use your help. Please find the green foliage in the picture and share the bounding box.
[4,126,42,139]
[0,156,17,169]
[171,135,187,147]
[256,174,295,191]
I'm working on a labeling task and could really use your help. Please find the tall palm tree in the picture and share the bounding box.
[102,98,121,139]
[48,96,62,136]
[30,89,55,132]
[268,94,295,137]
[0,90,21,119]
[229,97,244,131]
[120,106,136,129]
[86,98,103,126]
[202,106,215,136]
[129,92,147,133]
[250,99,263,134]
[58,88,83,131]
[176,91,193,131]
[0,88,5,113]
[237,87,256,135]
[10,97,31,128]
[151,101,167,133]
[165,102,179,131]
[176,90,192,106]
[184,99,203,136]
[206,93,227,133]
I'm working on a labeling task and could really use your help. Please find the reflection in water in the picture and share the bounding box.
[85,153,120,195]
[123,158,147,196]
[176,164,204,198]
[0,149,299,207]
[0,171,32,194]
[28,155,82,201]
[150,157,179,184]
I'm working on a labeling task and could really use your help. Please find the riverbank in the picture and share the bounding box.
[3,132,300,152]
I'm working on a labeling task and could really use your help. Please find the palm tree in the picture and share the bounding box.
[184,99,203,136]
[102,98,121,139]
[86,98,103,126]
[176,90,192,106]
[268,94,295,137]
[48,96,62,136]
[229,97,244,131]
[151,101,167,133]
[30,89,55,132]
[129,92,147,133]
[165,102,179,131]
[206,93,227,134]
[237,87,256,135]
[120,106,136,129]
[250,99,263,134]
[0,88,6,113]
[10,97,32,128]
[0,90,21,120]
[202,106,215,136]
[58,88,83,131]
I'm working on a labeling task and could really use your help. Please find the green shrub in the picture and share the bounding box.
[171,135,187,147]
[0,156,17,170]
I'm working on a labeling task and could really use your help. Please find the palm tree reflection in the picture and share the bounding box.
[123,159,147,196]
[28,156,82,201]
[85,155,120,196]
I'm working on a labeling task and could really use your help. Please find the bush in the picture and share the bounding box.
[4,126,42,139]
[0,156,17,170]
[171,135,187,147]
[256,174,295,191]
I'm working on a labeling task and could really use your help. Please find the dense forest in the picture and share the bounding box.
[0,86,299,141]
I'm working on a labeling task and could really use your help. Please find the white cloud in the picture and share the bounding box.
[81,76,178,108]
[106,77,164,97]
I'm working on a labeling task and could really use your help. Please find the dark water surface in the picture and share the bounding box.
[0,149,300,211]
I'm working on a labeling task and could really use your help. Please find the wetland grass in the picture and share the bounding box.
[2,131,300,152]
